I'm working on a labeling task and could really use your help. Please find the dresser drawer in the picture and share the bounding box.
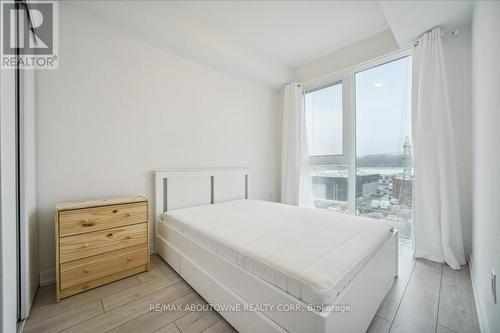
[60,244,148,289]
[60,265,148,299]
[59,202,147,237]
[59,223,147,263]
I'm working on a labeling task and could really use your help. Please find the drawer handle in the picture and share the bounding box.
[106,233,113,238]
[125,236,131,239]
[83,268,90,273]
[126,256,133,261]
[81,219,95,227]
[111,210,130,217]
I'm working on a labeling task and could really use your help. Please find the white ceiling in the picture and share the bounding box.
[170,1,390,68]
[379,1,473,46]
[69,1,473,87]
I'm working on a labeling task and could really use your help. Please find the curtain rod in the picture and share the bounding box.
[413,28,460,47]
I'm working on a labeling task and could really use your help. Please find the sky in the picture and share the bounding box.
[355,56,412,156]
[305,56,412,157]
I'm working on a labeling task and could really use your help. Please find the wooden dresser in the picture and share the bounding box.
[55,196,149,301]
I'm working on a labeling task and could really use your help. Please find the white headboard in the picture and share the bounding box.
[154,168,248,221]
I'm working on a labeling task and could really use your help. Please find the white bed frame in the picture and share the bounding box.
[154,169,398,333]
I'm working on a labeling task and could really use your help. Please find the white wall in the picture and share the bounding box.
[36,3,282,283]
[471,2,500,332]
[292,30,399,83]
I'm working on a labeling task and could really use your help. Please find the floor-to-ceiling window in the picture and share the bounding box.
[305,51,413,245]
[355,56,413,245]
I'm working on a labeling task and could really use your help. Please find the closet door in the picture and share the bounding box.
[16,3,39,322]
[0,3,38,329]
[0,33,20,333]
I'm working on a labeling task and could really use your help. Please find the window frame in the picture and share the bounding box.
[304,47,412,213]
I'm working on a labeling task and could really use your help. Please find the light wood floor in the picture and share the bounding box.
[367,246,479,333]
[24,247,479,333]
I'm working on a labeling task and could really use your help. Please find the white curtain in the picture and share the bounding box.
[281,82,314,207]
[412,28,465,269]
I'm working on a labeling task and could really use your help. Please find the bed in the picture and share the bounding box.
[154,169,398,333]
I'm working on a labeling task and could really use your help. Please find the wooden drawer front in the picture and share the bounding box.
[59,223,147,263]
[59,202,147,237]
[60,265,147,299]
[60,244,148,289]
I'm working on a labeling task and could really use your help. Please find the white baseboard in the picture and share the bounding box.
[39,269,55,286]
[469,254,490,333]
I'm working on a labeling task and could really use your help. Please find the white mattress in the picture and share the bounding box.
[163,199,393,305]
